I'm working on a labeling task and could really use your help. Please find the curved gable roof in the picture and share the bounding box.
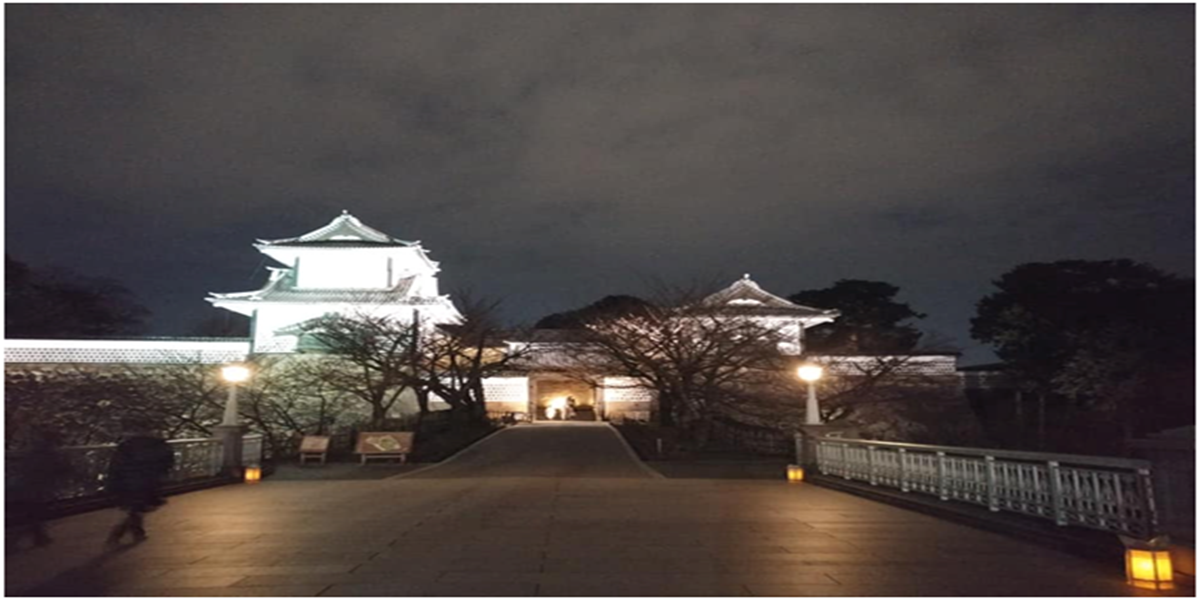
[257,211,414,247]
[701,274,839,318]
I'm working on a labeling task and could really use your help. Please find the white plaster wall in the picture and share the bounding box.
[259,247,436,290]
[297,255,390,288]
[410,274,440,296]
[249,301,460,352]
[388,387,450,415]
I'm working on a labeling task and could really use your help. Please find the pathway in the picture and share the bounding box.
[7,423,1172,596]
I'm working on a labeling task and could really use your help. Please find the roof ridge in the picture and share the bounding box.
[256,212,414,246]
[699,275,839,317]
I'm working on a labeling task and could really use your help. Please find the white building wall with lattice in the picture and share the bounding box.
[600,376,656,422]
[481,376,531,416]
[4,339,251,365]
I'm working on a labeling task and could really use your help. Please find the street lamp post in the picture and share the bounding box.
[216,364,252,477]
[220,364,251,426]
[794,362,828,471]
[797,364,824,425]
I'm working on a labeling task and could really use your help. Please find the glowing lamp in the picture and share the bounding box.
[221,364,252,383]
[796,364,823,383]
[787,465,805,483]
[243,466,262,483]
[1122,536,1174,590]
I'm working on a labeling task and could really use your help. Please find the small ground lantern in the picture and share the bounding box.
[1122,536,1174,590]
[787,464,805,482]
[244,466,262,484]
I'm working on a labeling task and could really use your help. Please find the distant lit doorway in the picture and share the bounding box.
[532,379,598,421]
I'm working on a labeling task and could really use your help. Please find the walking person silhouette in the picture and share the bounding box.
[105,424,174,547]
[7,429,69,551]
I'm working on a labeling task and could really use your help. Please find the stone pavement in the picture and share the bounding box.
[6,422,1179,596]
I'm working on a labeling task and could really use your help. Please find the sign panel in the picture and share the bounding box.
[299,435,331,453]
[355,432,414,455]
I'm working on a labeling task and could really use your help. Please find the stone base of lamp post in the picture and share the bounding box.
[795,424,857,470]
[214,424,246,478]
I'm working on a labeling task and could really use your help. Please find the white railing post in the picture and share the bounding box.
[1137,467,1157,537]
[867,445,878,486]
[1048,461,1068,526]
[748,435,1156,536]
[985,455,999,512]
[211,442,223,475]
[936,451,948,500]
[214,425,245,477]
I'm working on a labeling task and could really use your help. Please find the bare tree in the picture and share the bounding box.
[563,279,978,447]
[6,359,226,449]
[300,300,531,427]
[572,292,790,445]
[230,356,353,457]
[120,360,225,438]
[414,296,532,423]
[299,312,420,429]
[800,354,979,444]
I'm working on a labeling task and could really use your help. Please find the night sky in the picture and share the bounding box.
[6,5,1195,363]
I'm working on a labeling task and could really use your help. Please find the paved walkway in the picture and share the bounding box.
[407,421,656,480]
[7,423,1173,596]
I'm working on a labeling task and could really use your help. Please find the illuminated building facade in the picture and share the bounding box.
[207,211,462,353]
[5,213,958,424]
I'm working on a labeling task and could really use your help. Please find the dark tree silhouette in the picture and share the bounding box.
[789,279,925,353]
[6,255,149,338]
[971,259,1193,443]
[187,312,251,338]
[535,295,654,329]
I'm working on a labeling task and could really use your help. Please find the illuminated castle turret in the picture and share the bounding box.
[207,211,462,353]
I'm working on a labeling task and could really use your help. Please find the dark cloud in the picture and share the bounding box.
[6,4,1194,362]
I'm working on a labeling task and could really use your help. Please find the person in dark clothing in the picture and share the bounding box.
[105,430,174,546]
[7,430,69,551]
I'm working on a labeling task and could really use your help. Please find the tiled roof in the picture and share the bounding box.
[209,271,443,305]
[505,329,593,344]
[810,354,959,376]
[701,275,838,319]
[255,289,446,303]
[257,212,413,247]
[4,339,250,364]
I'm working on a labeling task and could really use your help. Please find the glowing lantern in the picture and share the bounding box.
[244,466,262,483]
[1122,536,1174,591]
[787,464,805,482]
[796,364,824,382]
[221,364,252,383]
[796,363,825,425]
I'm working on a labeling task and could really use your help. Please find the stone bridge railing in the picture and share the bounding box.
[801,435,1158,538]
[6,434,263,503]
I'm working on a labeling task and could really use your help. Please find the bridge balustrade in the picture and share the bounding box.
[6,434,264,503]
[805,435,1157,538]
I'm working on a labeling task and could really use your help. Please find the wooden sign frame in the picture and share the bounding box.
[355,432,414,464]
[299,435,331,465]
